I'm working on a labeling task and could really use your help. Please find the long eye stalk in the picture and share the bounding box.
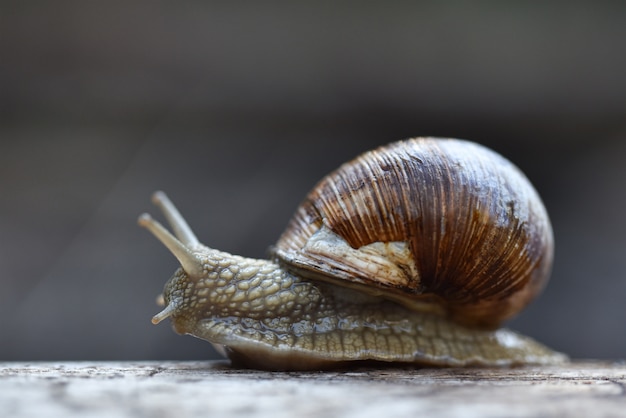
[138,192,204,278]
[150,191,199,247]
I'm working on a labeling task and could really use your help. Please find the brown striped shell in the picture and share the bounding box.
[271,137,554,328]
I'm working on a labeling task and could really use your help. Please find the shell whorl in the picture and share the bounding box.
[272,138,554,327]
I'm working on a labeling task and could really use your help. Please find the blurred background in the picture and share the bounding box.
[1,1,625,361]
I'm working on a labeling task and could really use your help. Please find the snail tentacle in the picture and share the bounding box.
[138,213,204,278]
[151,301,177,324]
[150,190,199,247]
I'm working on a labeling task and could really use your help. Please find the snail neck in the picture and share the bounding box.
[153,245,324,325]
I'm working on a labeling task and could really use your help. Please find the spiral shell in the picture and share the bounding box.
[272,137,553,327]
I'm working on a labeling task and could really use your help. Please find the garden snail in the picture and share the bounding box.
[139,137,567,370]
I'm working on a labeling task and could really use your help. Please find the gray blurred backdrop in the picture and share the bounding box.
[1,2,625,361]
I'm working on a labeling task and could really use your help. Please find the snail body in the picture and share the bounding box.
[139,137,566,370]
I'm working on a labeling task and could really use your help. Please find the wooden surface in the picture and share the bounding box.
[1,361,625,417]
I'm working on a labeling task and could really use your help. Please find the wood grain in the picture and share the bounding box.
[1,361,625,417]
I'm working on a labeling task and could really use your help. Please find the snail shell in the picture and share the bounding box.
[139,137,566,370]
[273,138,553,328]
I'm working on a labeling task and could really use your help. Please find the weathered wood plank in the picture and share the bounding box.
[1,361,625,417]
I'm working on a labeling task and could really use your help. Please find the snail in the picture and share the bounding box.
[139,137,567,370]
